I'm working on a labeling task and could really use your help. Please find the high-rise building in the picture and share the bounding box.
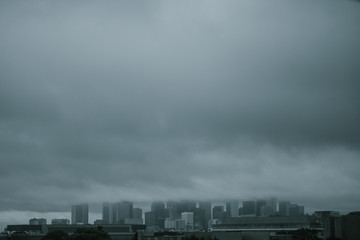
[242,201,256,216]
[177,200,196,214]
[288,204,304,217]
[260,205,274,217]
[167,201,180,220]
[255,200,266,217]
[315,211,341,239]
[133,208,143,219]
[175,219,185,231]
[145,211,157,231]
[181,212,194,232]
[102,203,114,224]
[193,208,205,230]
[279,201,290,216]
[267,197,277,212]
[226,201,239,217]
[71,203,89,224]
[114,201,133,223]
[213,206,225,220]
[151,201,166,229]
[198,201,211,229]
[341,211,360,240]
[164,218,176,230]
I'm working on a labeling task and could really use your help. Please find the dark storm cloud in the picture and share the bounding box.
[1,0,360,222]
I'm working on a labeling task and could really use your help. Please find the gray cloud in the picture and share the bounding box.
[1,0,360,224]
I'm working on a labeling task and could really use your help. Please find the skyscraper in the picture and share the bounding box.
[151,201,166,229]
[242,201,256,216]
[71,203,89,224]
[167,201,179,220]
[114,201,133,223]
[226,201,239,217]
[177,200,196,214]
[145,211,157,230]
[133,208,143,219]
[181,212,194,232]
[212,206,225,220]
[255,200,266,217]
[198,201,211,228]
[279,201,290,216]
[267,197,277,212]
[102,203,114,224]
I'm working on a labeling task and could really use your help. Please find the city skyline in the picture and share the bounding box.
[0,197,352,228]
[1,0,360,231]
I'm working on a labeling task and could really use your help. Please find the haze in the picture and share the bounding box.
[0,0,359,226]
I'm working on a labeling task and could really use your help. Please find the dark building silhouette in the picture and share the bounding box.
[102,203,112,224]
[198,201,211,228]
[342,212,360,240]
[289,204,304,217]
[115,201,133,223]
[193,208,205,230]
[151,201,166,229]
[242,201,256,215]
[279,201,290,216]
[226,201,239,217]
[145,211,157,230]
[133,208,143,219]
[212,206,225,220]
[51,219,70,225]
[166,201,180,219]
[255,200,266,217]
[71,203,89,224]
[177,200,196,214]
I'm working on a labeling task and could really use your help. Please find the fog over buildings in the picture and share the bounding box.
[0,0,360,227]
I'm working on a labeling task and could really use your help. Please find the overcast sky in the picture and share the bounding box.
[1,0,360,226]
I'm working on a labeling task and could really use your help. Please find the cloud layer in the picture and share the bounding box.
[1,0,360,224]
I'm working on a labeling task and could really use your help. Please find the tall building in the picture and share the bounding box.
[128,208,143,224]
[198,201,211,229]
[213,206,225,220]
[342,212,360,240]
[279,201,290,216]
[260,205,274,217]
[151,201,166,229]
[289,204,304,217]
[71,203,89,224]
[151,202,166,214]
[193,208,205,230]
[181,212,194,232]
[267,197,277,212]
[145,211,157,231]
[315,211,341,239]
[164,218,176,230]
[175,219,185,231]
[242,201,256,216]
[102,203,114,224]
[255,200,266,217]
[114,201,133,223]
[177,200,196,214]
[226,201,239,217]
[133,208,143,219]
[167,201,180,220]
